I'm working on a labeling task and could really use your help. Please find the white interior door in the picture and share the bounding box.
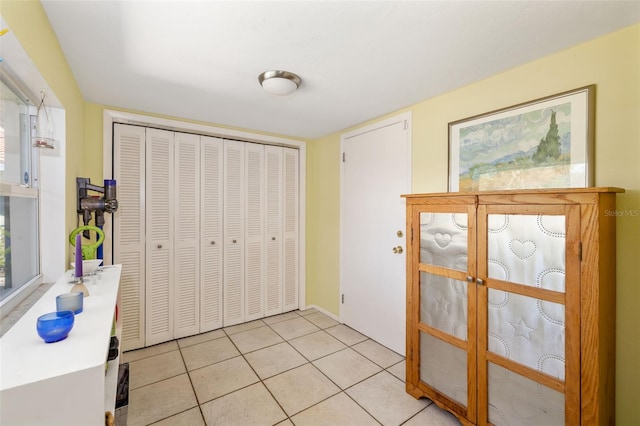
[340,113,411,355]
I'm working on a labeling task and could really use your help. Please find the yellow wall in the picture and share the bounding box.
[6,0,639,420]
[305,132,341,313]
[83,103,304,185]
[306,23,640,422]
[2,0,86,239]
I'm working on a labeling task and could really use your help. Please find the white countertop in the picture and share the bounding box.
[0,265,122,391]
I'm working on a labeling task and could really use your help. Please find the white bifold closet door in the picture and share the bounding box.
[223,140,245,326]
[200,136,224,332]
[283,147,299,312]
[264,146,299,314]
[173,132,200,339]
[264,146,283,316]
[245,143,265,321]
[145,128,175,346]
[114,123,300,349]
[113,124,146,351]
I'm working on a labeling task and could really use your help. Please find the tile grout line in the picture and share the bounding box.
[124,310,436,426]
[261,316,395,425]
[176,338,208,425]
[222,321,293,425]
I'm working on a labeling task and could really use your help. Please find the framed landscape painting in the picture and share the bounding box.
[448,85,594,192]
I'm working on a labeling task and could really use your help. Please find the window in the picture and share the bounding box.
[0,77,40,303]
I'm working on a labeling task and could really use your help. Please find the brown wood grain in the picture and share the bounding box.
[404,188,621,425]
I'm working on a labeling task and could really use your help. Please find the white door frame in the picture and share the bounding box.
[339,111,412,347]
[102,109,307,311]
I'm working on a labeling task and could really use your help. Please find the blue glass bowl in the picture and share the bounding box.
[36,311,75,343]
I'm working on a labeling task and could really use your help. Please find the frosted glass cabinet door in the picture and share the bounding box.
[420,272,468,341]
[419,212,470,340]
[486,214,567,377]
[479,208,579,425]
[420,212,468,271]
[417,209,474,417]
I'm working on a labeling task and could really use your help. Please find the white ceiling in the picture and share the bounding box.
[40,1,640,140]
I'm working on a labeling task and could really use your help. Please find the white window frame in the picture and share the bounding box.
[0,19,66,315]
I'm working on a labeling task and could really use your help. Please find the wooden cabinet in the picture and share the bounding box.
[404,188,623,425]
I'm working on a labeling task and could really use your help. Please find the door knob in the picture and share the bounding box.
[392,246,403,254]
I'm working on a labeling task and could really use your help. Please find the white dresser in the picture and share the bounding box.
[0,265,122,426]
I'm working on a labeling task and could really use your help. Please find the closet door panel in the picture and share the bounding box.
[113,124,146,351]
[200,136,224,331]
[145,128,174,346]
[282,148,299,312]
[245,143,265,321]
[174,132,200,339]
[264,146,283,316]
[223,140,245,326]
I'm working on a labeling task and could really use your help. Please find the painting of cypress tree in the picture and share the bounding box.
[448,85,594,191]
[532,110,562,163]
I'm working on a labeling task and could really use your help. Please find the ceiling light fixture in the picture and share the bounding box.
[258,70,301,96]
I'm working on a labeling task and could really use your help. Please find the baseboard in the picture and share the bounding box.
[301,304,341,323]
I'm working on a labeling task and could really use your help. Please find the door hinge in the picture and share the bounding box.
[342,152,346,162]
[411,227,414,243]
[404,120,408,130]
[578,242,582,262]
[341,294,344,304]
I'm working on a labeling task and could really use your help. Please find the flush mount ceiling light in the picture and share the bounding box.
[258,70,301,96]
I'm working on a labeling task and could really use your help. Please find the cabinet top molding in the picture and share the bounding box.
[402,187,625,199]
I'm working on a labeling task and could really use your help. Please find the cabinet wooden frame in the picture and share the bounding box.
[404,187,623,426]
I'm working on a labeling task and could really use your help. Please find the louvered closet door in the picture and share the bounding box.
[200,136,224,331]
[223,140,245,326]
[282,148,299,312]
[113,124,146,351]
[264,146,283,316]
[174,132,200,339]
[245,143,265,321]
[145,128,175,346]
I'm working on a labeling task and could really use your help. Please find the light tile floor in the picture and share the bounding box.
[122,309,461,426]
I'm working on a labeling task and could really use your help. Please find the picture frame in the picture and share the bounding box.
[448,85,595,192]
